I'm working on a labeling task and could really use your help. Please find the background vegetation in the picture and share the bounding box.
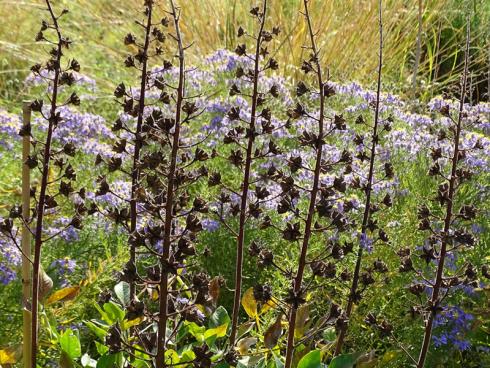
[0,1,489,367]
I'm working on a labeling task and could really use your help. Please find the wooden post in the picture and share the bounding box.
[21,101,32,368]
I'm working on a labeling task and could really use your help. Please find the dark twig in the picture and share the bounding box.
[334,0,384,355]
[415,19,470,368]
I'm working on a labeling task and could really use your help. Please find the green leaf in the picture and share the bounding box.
[328,352,363,368]
[96,354,116,368]
[59,329,81,359]
[180,349,196,364]
[187,322,205,343]
[209,306,230,328]
[114,282,130,306]
[95,341,109,356]
[273,353,284,368]
[131,359,151,368]
[215,363,230,368]
[103,302,125,323]
[84,321,108,340]
[298,350,321,368]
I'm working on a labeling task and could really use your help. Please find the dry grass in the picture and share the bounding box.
[0,0,487,100]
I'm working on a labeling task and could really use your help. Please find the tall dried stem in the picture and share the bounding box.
[334,0,384,355]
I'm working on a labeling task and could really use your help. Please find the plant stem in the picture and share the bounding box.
[156,1,184,366]
[129,0,153,302]
[229,0,267,347]
[284,1,325,366]
[22,101,32,368]
[416,19,470,368]
[334,0,383,356]
[31,2,62,367]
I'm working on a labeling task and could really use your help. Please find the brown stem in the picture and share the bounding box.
[22,102,32,368]
[334,0,383,356]
[156,1,184,366]
[284,1,325,367]
[416,20,470,368]
[229,0,267,348]
[129,1,153,302]
[31,2,62,367]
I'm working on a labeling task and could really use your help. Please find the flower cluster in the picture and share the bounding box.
[432,306,474,351]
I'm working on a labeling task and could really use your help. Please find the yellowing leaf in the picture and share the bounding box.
[357,351,377,368]
[237,337,257,355]
[0,348,16,364]
[122,317,143,331]
[165,349,180,366]
[264,314,283,349]
[204,323,228,340]
[39,267,53,301]
[209,276,221,306]
[295,304,309,339]
[46,286,80,304]
[241,287,257,319]
[381,350,399,364]
[259,297,277,315]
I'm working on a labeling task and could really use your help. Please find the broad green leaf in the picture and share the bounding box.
[209,306,230,328]
[84,321,107,340]
[96,354,116,368]
[93,303,111,324]
[165,349,180,365]
[132,359,151,368]
[273,354,284,368]
[46,286,80,304]
[114,282,130,306]
[241,288,257,319]
[95,341,109,356]
[180,349,196,364]
[187,322,205,343]
[176,323,190,343]
[103,302,125,323]
[60,329,81,359]
[328,352,363,368]
[215,363,230,368]
[297,350,321,368]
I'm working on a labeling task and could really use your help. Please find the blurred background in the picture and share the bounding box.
[0,0,488,106]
